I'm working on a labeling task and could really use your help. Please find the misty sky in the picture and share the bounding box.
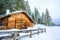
[26,0,60,20]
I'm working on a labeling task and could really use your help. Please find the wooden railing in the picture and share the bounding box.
[0,28,46,40]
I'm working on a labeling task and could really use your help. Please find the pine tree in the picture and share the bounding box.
[42,12,45,24]
[0,0,14,15]
[34,7,38,24]
[32,13,35,21]
[0,0,26,15]
[45,8,51,25]
[42,9,51,25]
[25,1,32,17]
[34,7,41,24]
[42,12,47,25]
[12,0,26,11]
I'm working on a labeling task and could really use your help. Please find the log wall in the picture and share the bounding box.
[0,12,34,29]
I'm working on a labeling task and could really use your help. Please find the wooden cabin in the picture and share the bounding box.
[0,11,34,30]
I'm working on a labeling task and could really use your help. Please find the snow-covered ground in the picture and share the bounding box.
[0,24,60,40]
[20,24,60,40]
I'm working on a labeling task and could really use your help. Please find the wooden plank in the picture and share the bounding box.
[30,30,32,38]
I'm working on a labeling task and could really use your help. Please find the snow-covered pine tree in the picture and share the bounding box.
[25,1,32,18]
[45,8,51,26]
[34,7,41,24]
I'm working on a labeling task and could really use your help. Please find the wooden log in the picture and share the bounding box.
[30,30,32,38]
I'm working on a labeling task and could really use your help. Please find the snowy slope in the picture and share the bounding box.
[20,24,60,40]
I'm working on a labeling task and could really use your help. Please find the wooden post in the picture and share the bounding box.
[5,37,8,40]
[43,28,46,33]
[12,32,19,40]
[37,29,39,35]
[30,30,32,38]
[12,32,16,40]
[41,29,43,33]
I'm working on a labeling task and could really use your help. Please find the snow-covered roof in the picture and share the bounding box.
[0,10,34,23]
[6,10,27,15]
[1,10,27,18]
